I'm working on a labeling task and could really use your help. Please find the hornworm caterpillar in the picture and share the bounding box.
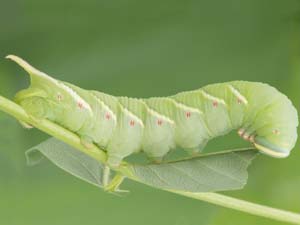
[7,55,298,167]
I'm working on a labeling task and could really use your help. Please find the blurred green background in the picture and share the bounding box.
[0,0,300,225]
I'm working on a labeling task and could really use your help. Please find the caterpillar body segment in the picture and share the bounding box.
[145,97,210,153]
[62,83,117,148]
[172,89,233,137]
[119,98,176,161]
[7,55,299,167]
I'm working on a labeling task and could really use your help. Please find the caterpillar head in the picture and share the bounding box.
[7,55,92,130]
[253,100,298,158]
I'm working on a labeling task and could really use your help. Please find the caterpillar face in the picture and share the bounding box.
[7,55,299,167]
[15,87,50,119]
[252,102,298,158]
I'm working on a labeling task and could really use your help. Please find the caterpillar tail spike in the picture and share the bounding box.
[6,55,299,167]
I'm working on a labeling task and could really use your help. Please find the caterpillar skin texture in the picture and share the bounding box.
[8,55,299,167]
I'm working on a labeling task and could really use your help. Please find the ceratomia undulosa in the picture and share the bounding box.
[7,55,299,167]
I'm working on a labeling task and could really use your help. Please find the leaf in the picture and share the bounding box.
[131,150,257,192]
[26,138,257,193]
[26,137,104,188]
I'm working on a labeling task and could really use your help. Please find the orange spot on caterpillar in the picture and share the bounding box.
[273,129,280,135]
[105,113,111,120]
[243,133,250,140]
[237,98,242,104]
[186,111,191,118]
[57,94,63,101]
[77,101,84,109]
[157,119,163,126]
[238,128,245,137]
[212,101,218,107]
[130,120,135,126]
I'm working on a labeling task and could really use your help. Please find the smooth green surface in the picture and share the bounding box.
[132,149,257,192]
[26,138,105,188]
[0,0,300,225]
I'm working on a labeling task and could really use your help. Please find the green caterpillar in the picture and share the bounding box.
[7,55,298,167]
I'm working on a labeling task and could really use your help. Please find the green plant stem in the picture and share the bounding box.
[1,95,300,225]
[170,191,300,224]
[0,96,107,163]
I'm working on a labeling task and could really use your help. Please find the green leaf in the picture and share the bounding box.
[26,138,104,188]
[26,138,257,193]
[131,150,257,192]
